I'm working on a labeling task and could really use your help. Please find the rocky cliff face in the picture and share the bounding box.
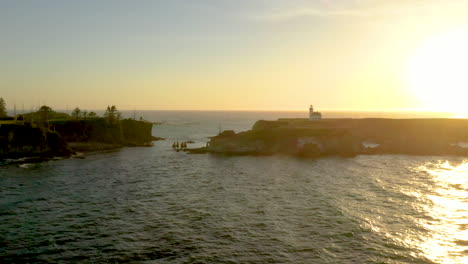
[52,118,153,147]
[0,123,72,160]
[199,118,468,157]
[120,119,153,146]
[0,118,154,161]
[208,126,363,157]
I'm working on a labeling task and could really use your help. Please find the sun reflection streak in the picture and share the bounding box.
[414,161,468,264]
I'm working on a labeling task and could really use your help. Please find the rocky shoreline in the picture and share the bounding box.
[0,118,156,165]
[188,118,468,158]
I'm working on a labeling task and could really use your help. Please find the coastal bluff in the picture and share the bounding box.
[0,118,154,162]
[0,123,72,160]
[191,118,468,157]
[52,118,154,151]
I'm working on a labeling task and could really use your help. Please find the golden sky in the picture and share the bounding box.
[1,0,468,112]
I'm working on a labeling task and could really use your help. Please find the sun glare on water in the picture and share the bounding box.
[415,161,468,264]
[407,28,468,114]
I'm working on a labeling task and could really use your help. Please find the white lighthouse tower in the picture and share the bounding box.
[309,105,322,120]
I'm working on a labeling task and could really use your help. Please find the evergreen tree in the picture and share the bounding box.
[38,105,53,124]
[104,106,113,123]
[104,105,122,124]
[71,107,81,119]
[104,105,120,124]
[0,98,7,117]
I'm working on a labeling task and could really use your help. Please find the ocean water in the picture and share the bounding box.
[0,111,467,263]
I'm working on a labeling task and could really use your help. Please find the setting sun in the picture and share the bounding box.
[407,28,468,113]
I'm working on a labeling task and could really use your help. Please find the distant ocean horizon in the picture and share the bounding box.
[123,110,463,125]
[8,109,461,118]
[35,109,461,119]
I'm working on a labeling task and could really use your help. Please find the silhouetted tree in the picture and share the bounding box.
[38,105,53,124]
[71,107,81,119]
[0,98,7,117]
[104,106,113,123]
[88,111,97,118]
[111,106,121,121]
[105,105,121,124]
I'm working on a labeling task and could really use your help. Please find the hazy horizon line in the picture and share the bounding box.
[6,108,460,113]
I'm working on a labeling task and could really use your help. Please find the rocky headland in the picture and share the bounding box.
[52,118,154,150]
[0,123,72,161]
[189,118,468,157]
[0,118,155,164]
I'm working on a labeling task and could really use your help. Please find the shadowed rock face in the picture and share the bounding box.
[200,118,468,157]
[120,119,154,146]
[0,119,154,161]
[52,118,154,147]
[0,124,72,160]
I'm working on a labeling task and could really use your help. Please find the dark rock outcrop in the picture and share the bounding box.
[121,119,154,146]
[0,118,155,162]
[190,118,468,158]
[0,123,72,160]
[51,118,154,150]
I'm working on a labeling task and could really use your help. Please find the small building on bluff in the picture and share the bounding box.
[309,105,322,120]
